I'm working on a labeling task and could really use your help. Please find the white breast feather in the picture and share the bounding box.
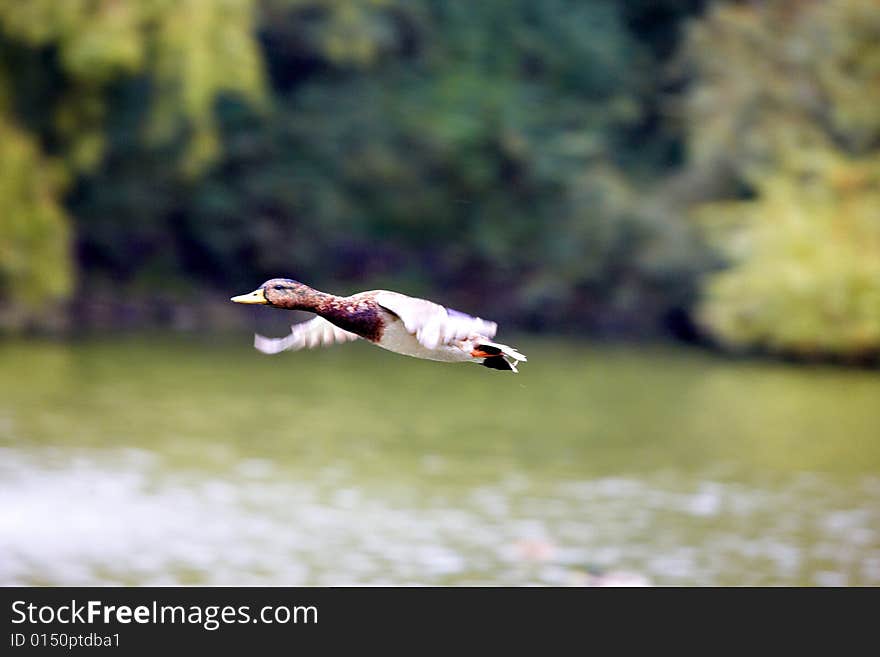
[373,291,497,350]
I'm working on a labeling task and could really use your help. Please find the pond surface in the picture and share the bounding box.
[1,335,878,585]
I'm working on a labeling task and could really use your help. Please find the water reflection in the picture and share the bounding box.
[2,446,877,586]
[2,338,879,585]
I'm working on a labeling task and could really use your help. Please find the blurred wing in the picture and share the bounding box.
[253,316,360,354]
[374,291,497,350]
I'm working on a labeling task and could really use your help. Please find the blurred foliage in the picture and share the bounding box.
[3,0,877,358]
[68,0,704,334]
[0,0,264,172]
[680,0,880,357]
[0,0,264,319]
[0,115,71,327]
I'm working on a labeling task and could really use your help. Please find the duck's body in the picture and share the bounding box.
[231,279,527,372]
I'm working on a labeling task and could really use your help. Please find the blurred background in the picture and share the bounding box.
[1,0,879,586]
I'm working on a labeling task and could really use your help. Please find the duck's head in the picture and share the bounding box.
[230,278,315,309]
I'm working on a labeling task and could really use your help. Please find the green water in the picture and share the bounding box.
[1,336,878,585]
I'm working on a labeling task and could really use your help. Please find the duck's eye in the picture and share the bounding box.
[273,285,284,291]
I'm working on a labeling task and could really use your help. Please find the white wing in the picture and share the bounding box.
[253,316,360,354]
[374,291,497,350]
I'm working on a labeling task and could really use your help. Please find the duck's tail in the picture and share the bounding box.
[471,341,528,373]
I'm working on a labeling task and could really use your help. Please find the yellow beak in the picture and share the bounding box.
[230,288,268,304]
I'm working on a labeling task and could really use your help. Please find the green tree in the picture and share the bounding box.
[178,0,701,331]
[3,0,707,334]
[680,0,880,357]
[0,0,265,324]
[0,116,71,328]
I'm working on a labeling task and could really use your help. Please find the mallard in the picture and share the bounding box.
[231,278,527,372]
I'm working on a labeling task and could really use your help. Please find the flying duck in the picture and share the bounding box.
[231,279,527,372]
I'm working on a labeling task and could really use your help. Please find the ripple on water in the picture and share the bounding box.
[1,447,878,586]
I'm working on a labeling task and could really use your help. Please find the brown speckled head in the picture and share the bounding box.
[231,278,329,310]
[231,279,385,341]
[260,278,329,310]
